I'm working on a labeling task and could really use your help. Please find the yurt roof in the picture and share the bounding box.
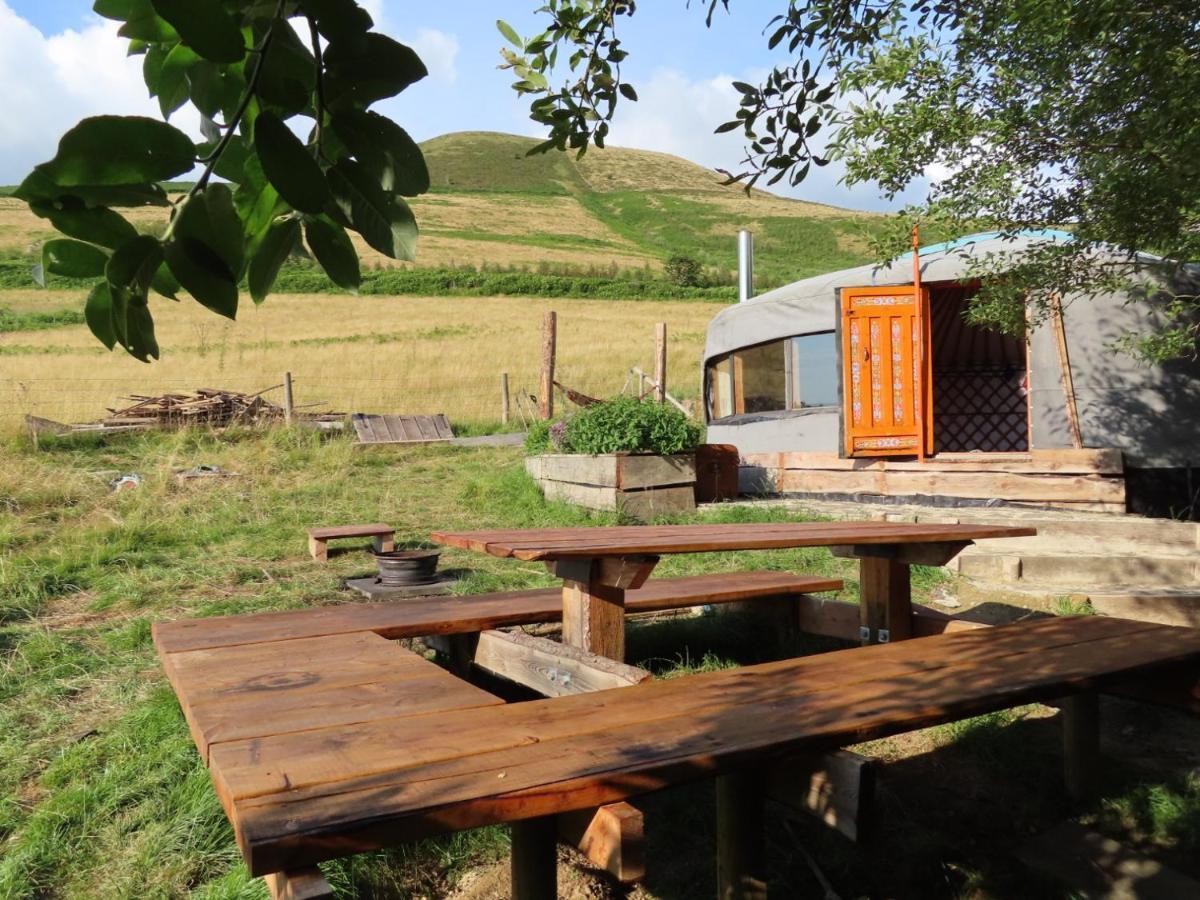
[704,230,1076,361]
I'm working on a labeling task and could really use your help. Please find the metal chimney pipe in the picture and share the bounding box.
[737,229,754,302]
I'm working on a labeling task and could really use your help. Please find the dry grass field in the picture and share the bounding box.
[0,289,723,430]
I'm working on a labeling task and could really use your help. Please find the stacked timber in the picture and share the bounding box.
[740,449,1126,514]
[106,388,285,428]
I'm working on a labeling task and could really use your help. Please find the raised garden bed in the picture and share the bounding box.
[526,452,697,519]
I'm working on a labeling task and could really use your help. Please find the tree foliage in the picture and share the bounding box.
[19,0,429,361]
[505,0,1200,360]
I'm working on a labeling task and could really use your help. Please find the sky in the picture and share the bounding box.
[0,0,931,211]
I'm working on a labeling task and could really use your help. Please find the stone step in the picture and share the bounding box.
[952,552,1200,587]
[1088,590,1200,628]
[898,511,1200,554]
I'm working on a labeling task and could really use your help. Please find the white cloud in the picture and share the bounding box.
[409,28,459,85]
[607,67,928,211]
[0,2,200,183]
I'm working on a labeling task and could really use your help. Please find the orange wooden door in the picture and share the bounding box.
[840,285,933,457]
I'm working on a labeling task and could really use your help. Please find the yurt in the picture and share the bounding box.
[703,232,1200,517]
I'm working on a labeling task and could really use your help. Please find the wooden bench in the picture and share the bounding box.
[306,523,395,562]
[163,615,1200,898]
[153,570,844,653]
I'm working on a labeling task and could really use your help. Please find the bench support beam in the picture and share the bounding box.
[474,629,651,697]
[857,556,912,644]
[1063,692,1100,801]
[264,868,334,900]
[512,815,558,900]
[549,556,659,661]
[558,802,645,883]
[716,770,769,900]
[767,749,876,843]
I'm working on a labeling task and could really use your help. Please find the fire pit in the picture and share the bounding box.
[372,549,441,587]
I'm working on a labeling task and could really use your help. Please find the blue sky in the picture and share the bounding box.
[0,0,929,210]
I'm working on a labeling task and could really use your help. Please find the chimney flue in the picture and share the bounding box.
[737,229,754,302]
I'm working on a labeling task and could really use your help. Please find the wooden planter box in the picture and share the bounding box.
[526,453,697,519]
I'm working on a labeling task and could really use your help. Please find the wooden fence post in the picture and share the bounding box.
[654,322,667,404]
[500,372,510,426]
[283,372,294,425]
[540,311,557,420]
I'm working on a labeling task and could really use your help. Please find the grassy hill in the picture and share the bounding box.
[1,131,884,293]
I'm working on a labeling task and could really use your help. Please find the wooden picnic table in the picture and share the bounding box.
[431,522,1037,660]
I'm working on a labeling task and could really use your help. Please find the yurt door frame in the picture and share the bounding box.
[838,284,934,457]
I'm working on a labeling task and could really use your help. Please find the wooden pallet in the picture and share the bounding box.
[352,413,453,445]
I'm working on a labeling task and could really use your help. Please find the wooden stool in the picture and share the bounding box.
[307,524,395,562]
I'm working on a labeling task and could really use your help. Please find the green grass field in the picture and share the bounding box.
[2,429,1199,898]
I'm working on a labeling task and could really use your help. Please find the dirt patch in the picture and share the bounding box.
[447,847,648,900]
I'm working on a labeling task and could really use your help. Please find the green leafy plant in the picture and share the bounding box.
[663,255,703,287]
[541,396,702,456]
[18,0,430,362]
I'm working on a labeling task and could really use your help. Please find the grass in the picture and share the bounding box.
[0,290,721,430]
[1,429,1198,897]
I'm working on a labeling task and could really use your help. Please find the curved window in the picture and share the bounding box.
[706,332,838,422]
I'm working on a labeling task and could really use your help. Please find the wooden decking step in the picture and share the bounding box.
[307,523,395,562]
[153,571,843,654]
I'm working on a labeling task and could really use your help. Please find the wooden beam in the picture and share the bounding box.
[473,629,651,697]
[558,802,645,883]
[424,633,479,679]
[1050,293,1084,449]
[501,372,510,426]
[1062,692,1100,802]
[830,540,971,567]
[512,815,558,900]
[716,770,768,900]
[264,869,333,900]
[551,556,659,662]
[540,311,557,420]
[767,750,876,843]
[857,556,912,644]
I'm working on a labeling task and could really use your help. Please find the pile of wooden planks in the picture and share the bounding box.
[106,388,286,428]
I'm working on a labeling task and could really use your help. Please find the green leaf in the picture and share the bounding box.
[29,200,138,250]
[15,168,168,208]
[248,217,301,303]
[255,111,330,214]
[106,234,163,299]
[84,283,118,350]
[164,193,239,318]
[156,43,201,118]
[303,215,360,291]
[326,158,414,258]
[619,83,638,101]
[151,263,180,300]
[124,302,160,362]
[497,20,523,50]
[202,183,246,276]
[39,116,195,186]
[150,0,245,63]
[324,33,427,109]
[256,20,316,114]
[42,239,109,278]
[101,0,179,42]
[300,0,373,47]
[330,110,429,196]
[234,155,284,248]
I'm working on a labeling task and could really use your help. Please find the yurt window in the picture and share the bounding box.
[707,332,837,422]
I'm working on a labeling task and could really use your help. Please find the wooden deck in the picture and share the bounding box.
[156,614,1200,878]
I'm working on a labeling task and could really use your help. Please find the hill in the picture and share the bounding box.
[0,131,885,291]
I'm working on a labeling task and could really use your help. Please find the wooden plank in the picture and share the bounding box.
[225,619,1200,875]
[540,480,697,518]
[308,523,393,540]
[433,414,454,439]
[350,414,373,443]
[152,571,844,654]
[858,557,912,644]
[558,803,644,883]
[474,629,651,696]
[758,449,1124,475]
[533,454,621,488]
[776,468,1124,504]
[768,750,875,843]
[616,454,697,490]
[431,523,1039,561]
[830,540,971,567]
[264,868,334,900]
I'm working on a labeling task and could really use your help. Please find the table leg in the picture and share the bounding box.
[858,556,912,645]
[716,770,768,900]
[551,556,659,662]
[512,815,558,900]
[1063,692,1100,801]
